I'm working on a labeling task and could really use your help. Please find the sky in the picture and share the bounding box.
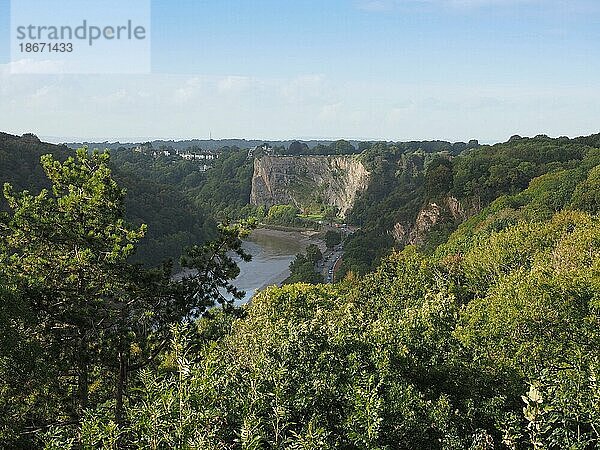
[1,0,600,143]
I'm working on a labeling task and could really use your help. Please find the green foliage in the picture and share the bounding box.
[440,149,600,256]
[108,147,226,267]
[425,157,454,198]
[179,218,257,309]
[344,142,450,272]
[0,133,215,267]
[305,244,323,264]
[451,135,587,203]
[191,147,255,219]
[276,140,360,156]
[339,230,394,276]
[0,132,71,198]
[345,135,596,272]
[570,164,600,213]
[0,149,254,448]
[453,211,600,448]
[1,149,148,442]
[6,133,600,449]
[287,140,310,155]
[265,204,302,226]
[342,136,600,273]
[48,208,600,449]
[324,230,342,249]
[286,244,324,284]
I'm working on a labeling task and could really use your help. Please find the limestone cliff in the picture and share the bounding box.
[251,156,369,217]
[392,196,481,245]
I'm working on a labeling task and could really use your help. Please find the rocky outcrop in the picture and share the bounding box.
[251,156,369,217]
[392,196,480,245]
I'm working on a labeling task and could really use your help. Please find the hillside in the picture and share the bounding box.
[0,132,215,266]
[2,131,600,448]
[339,134,596,274]
[7,131,597,274]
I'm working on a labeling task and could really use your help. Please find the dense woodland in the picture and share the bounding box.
[1,132,600,448]
[340,135,593,275]
[0,133,215,268]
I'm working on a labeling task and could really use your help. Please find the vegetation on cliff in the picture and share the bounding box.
[340,134,596,276]
[3,133,600,448]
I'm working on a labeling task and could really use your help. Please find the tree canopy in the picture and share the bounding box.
[3,133,600,448]
[0,149,254,448]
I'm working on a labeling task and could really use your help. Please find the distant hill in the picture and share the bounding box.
[63,137,483,155]
[63,138,366,152]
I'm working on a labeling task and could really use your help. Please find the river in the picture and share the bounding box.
[230,228,322,305]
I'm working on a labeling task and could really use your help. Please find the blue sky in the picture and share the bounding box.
[1,0,600,142]
[150,0,600,84]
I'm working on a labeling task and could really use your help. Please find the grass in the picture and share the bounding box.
[298,213,326,221]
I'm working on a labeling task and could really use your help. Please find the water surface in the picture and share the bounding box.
[232,229,315,305]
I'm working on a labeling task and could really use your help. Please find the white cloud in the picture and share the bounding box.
[91,89,133,106]
[318,103,343,121]
[8,58,66,74]
[281,74,326,105]
[217,76,251,94]
[0,65,599,143]
[173,77,204,103]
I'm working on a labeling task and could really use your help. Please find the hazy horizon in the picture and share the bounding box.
[24,130,592,148]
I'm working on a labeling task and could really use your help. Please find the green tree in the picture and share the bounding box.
[288,141,309,155]
[570,164,600,212]
[1,149,147,435]
[425,157,453,198]
[324,230,342,249]
[0,149,255,448]
[266,204,300,226]
[305,244,323,264]
[287,244,324,284]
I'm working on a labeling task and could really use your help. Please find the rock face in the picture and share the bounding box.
[392,196,481,245]
[251,156,370,217]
